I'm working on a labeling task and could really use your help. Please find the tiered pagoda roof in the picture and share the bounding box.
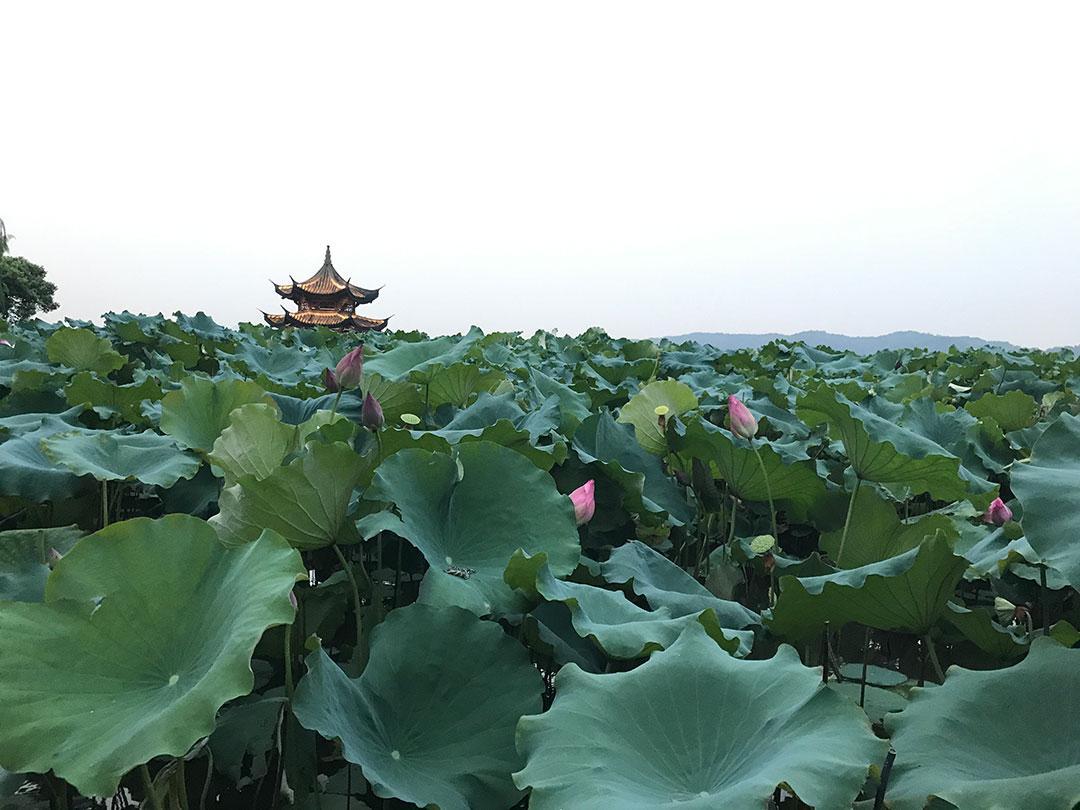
[264,246,390,332]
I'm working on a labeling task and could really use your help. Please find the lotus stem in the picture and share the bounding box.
[175,759,190,810]
[749,440,778,542]
[835,475,862,568]
[140,764,164,810]
[332,543,366,662]
[860,625,871,708]
[329,389,343,419]
[199,747,213,810]
[373,428,384,462]
[101,480,109,529]
[283,621,294,703]
[924,633,945,683]
[873,749,897,809]
[1040,565,1050,635]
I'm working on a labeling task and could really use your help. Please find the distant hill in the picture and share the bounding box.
[665,330,1021,353]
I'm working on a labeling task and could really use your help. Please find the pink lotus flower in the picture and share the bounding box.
[334,345,364,390]
[727,395,758,440]
[362,392,385,431]
[0,339,13,348]
[983,497,1013,526]
[569,479,596,526]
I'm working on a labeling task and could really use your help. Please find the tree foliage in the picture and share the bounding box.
[0,218,59,321]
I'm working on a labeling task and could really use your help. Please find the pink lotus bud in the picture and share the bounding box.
[569,479,596,526]
[334,345,364,390]
[361,392,384,431]
[46,548,63,568]
[322,367,339,393]
[727,395,758,440]
[983,497,1013,526]
[0,339,13,348]
[289,590,298,610]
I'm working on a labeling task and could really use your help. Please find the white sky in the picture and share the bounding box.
[3,2,1078,346]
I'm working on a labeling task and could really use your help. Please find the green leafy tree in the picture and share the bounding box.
[0,217,59,321]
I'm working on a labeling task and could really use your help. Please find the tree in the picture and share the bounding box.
[0,218,59,321]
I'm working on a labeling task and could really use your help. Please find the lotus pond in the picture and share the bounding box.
[0,314,1077,809]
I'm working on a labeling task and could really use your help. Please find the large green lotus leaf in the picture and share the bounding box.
[293,603,542,810]
[898,397,1010,481]
[819,486,958,568]
[159,376,275,451]
[41,429,201,488]
[0,516,303,797]
[426,362,506,409]
[526,367,592,435]
[964,389,1039,432]
[797,385,967,501]
[44,327,125,375]
[363,326,483,381]
[670,417,826,520]
[209,694,287,788]
[514,623,887,809]
[599,540,759,630]
[0,417,95,502]
[505,554,751,658]
[766,534,967,640]
[0,525,83,602]
[371,392,567,472]
[885,639,1080,809]
[617,379,698,454]
[943,601,1029,659]
[64,372,162,427]
[207,403,297,485]
[572,411,694,525]
[364,442,580,614]
[211,440,364,550]
[1010,413,1080,589]
[360,373,424,425]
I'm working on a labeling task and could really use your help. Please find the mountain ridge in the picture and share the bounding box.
[665,330,1022,353]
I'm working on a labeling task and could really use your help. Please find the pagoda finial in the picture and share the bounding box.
[325,245,332,263]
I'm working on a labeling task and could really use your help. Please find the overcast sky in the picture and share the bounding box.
[3,2,1078,346]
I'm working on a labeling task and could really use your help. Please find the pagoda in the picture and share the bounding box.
[264,246,390,331]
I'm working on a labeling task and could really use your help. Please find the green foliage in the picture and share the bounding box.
[0,251,58,321]
[0,316,1075,809]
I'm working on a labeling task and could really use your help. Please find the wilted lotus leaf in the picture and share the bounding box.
[293,603,542,810]
[0,516,303,797]
[515,623,887,809]
[885,639,1080,809]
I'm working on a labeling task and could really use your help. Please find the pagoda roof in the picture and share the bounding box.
[273,246,381,303]
[263,309,391,332]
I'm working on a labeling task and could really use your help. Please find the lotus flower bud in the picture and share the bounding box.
[334,345,364,390]
[361,392,385,431]
[289,590,298,610]
[727,395,758,440]
[0,338,12,348]
[569,479,596,526]
[983,497,1013,526]
[46,547,63,568]
[322,367,339,393]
